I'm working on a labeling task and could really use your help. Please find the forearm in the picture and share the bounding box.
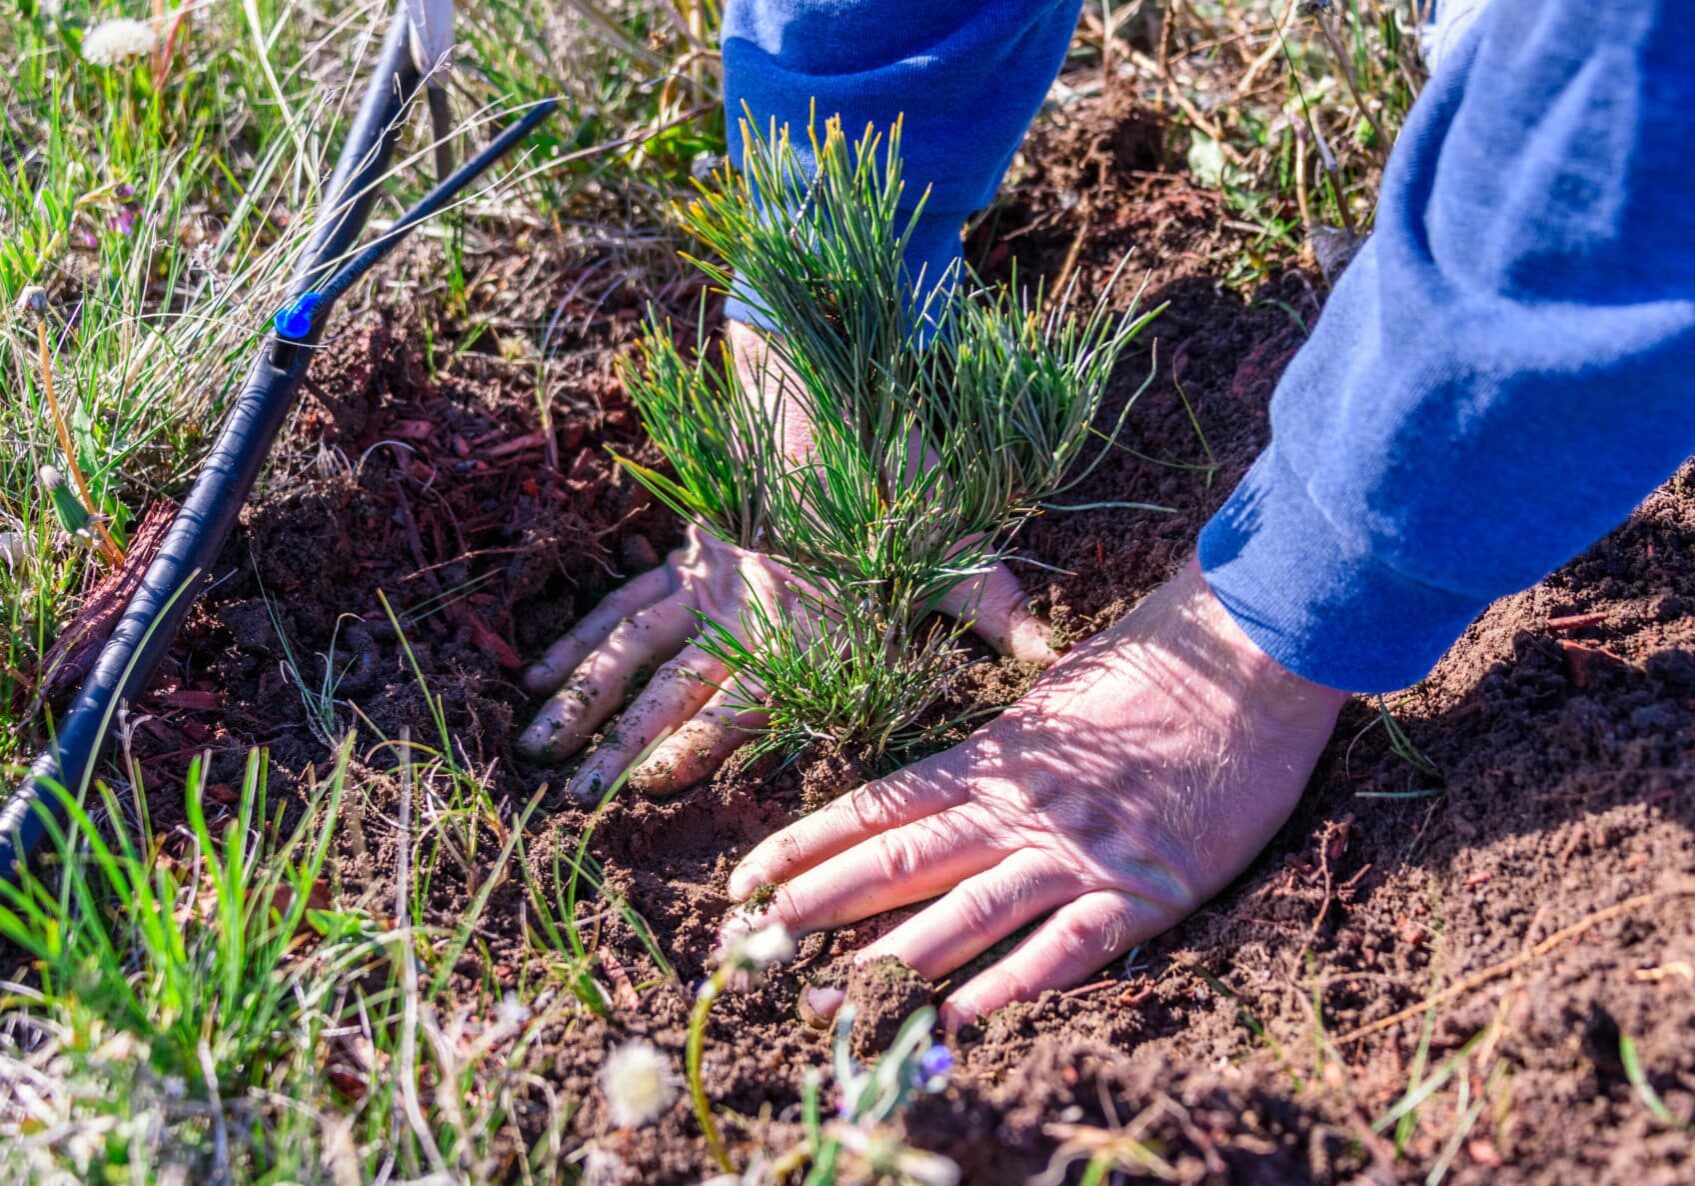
[720,0,1081,325]
[1200,0,1695,692]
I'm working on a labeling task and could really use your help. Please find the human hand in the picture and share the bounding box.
[721,557,1350,1024]
[516,322,1057,802]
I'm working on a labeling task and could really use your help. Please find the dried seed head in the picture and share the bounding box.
[81,18,157,66]
[599,1041,677,1129]
[15,286,48,324]
[496,994,530,1028]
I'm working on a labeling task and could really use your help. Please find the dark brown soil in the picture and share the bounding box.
[122,89,1695,1185]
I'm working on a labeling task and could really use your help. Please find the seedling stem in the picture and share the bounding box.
[33,319,123,564]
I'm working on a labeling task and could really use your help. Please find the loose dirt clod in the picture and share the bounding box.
[843,957,933,1061]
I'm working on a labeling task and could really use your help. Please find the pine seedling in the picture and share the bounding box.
[704,587,975,759]
[616,311,785,550]
[618,116,1157,764]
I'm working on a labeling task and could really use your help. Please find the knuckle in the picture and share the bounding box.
[768,883,804,928]
[652,653,697,685]
[951,882,1000,936]
[847,785,899,833]
[996,850,1053,902]
[1096,902,1139,954]
[1051,908,1108,964]
[551,677,594,716]
[696,706,738,733]
[872,831,921,883]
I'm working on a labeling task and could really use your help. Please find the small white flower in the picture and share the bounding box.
[600,1040,677,1129]
[740,922,796,969]
[713,917,796,973]
[82,18,157,66]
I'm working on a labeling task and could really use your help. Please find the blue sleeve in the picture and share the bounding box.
[719,0,1082,326]
[1199,0,1695,692]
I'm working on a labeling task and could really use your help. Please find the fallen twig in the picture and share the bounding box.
[1336,884,1695,1044]
[1547,611,1607,632]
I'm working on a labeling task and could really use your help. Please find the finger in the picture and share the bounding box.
[798,985,847,1029]
[726,757,970,900]
[941,889,1154,1027]
[939,563,1058,665]
[516,598,698,762]
[855,849,1079,980]
[523,566,674,694]
[757,811,1000,937]
[567,645,727,802]
[628,683,768,799]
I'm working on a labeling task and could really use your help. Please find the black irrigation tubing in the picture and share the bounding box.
[0,1,558,887]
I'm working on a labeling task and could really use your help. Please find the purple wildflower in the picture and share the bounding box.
[920,1046,953,1079]
[914,1044,953,1090]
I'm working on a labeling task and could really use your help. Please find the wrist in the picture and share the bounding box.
[726,319,817,463]
[1198,446,1483,693]
[1174,556,1352,717]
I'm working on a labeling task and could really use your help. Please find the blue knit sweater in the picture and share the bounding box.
[722,0,1695,692]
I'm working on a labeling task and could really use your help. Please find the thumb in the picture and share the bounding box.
[797,984,847,1029]
[940,562,1059,665]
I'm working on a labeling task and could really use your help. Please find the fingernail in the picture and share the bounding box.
[726,863,760,901]
[569,768,604,805]
[1016,619,1060,665]
[517,723,551,760]
[797,985,845,1029]
[626,759,668,798]
[938,999,975,1035]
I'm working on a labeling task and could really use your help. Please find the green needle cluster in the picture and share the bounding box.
[618,115,1158,764]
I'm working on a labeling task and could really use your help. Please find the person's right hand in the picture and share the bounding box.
[517,321,1058,802]
[721,557,1350,1024]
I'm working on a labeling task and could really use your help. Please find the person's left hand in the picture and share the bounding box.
[516,525,1055,803]
[720,559,1348,1024]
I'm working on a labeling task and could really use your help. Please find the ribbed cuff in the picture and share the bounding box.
[723,205,966,333]
[1197,446,1487,693]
